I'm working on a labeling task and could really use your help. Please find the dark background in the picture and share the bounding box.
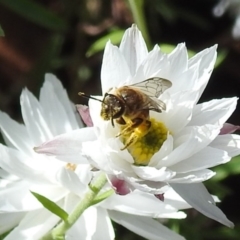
[0,0,239,239]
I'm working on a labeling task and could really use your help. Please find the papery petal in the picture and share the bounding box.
[0,212,26,234]
[102,190,184,218]
[101,41,131,93]
[76,105,93,127]
[119,24,148,77]
[66,202,115,240]
[170,182,234,228]
[132,166,176,181]
[0,111,34,156]
[169,147,230,173]
[168,169,215,183]
[210,134,240,157]
[21,89,53,145]
[34,128,96,163]
[39,74,81,136]
[109,210,186,240]
[188,45,217,98]
[158,125,220,167]
[220,122,240,134]
[4,205,61,240]
[190,97,238,127]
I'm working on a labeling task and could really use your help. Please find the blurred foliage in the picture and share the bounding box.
[0,0,240,239]
[0,24,4,36]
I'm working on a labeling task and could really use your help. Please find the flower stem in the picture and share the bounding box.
[42,172,108,240]
[128,0,152,49]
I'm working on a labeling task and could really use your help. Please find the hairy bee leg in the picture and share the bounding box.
[116,118,143,138]
[121,120,151,150]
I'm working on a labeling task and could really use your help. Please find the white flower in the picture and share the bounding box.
[0,74,189,240]
[36,25,240,228]
[213,0,240,38]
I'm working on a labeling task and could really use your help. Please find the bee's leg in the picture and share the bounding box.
[115,117,126,125]
[121,120,151,150]
[116,118,143,137]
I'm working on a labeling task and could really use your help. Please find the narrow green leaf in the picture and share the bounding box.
[31,191,68,221]
[0,0,67,31]
[91,189,114,206]
[0,24,5,37]
[86,29,125,57]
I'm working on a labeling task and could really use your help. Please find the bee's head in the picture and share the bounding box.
[101,93,125,124]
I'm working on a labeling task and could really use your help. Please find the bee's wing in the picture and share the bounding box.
[130,77,172,98]
[142,97,166,113]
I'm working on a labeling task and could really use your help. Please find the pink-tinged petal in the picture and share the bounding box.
[119,24,148,77]
[76,105,93,127]
[34,128,96,161]
[109,211,186,240]
[108,176,131,195]
[155,193,165,201]
[170,182,234,228]
[220,122,240,134]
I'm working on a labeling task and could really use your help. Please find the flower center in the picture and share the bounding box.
[121,118,168,165]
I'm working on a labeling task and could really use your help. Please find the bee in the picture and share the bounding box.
[79,77,172,150]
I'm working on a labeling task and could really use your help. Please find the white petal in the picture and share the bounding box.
[66,205,115,240]
[158,125,220,167]
[56,167,88,196]
[0,111,34,156]
[168,169,215,183]
[156,90,199,134]
[132,166,176,181]
[119,25,148,77]
[102,190,185,218]
[0,179,42,212]
[20,88,53,145]
[101,41,131,93]
[170,182,234,227]
[210,134,240,157]
[4,205,60,240]
[0,212,26,234]
[34,128,96,163]
[109,210,185,240]
[167,43,188,76]
[189,97,238,127]
[39,74,81,136]
[0,144,42,182]
[188,45,217,98]
[169,146,231,173]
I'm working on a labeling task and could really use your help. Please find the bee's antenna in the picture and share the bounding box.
[78,92,103,103]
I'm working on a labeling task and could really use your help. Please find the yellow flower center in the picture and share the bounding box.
[121,118,168,165]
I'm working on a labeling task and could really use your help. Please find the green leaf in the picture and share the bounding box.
[91,189,114,206]
[0,24,5,37]
[86,29,125,57]
[31,191,68,221]
[0,0,67,31]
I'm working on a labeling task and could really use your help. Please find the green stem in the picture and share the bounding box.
[128,0,152,49]
[42,172,108,240]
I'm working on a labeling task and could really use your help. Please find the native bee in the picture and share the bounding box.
[79,77,172,150]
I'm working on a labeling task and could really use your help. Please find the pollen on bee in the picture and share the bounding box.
[123,118,169,165]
